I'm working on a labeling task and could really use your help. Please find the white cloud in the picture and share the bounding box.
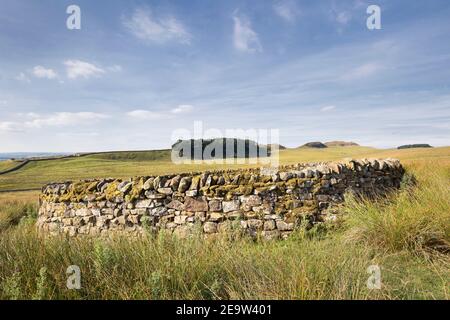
[233,12,262,53]
[171,104,193,114]
[128,105,194,120]
[16,112,39,118]
[0,121,21,132]
[0,112,109,132]
[107,65,122,72]
[336,11,351,25]
[123,8,191,44]
[274,0,301,23]
[0,100,7,106]
[342,63,382,80]
[24,112,109,128]
[320,105,336,112]
[32,66,58,79]
[15,72,30,83]
[127,109,165,120]
[57,131,100,138]
[64,60,105,79]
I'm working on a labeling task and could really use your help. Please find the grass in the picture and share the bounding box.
[0,160,22,172]
[0,146,448,300]
[0,191,39,203]
[344,164,450,253]
[0,223,448,299]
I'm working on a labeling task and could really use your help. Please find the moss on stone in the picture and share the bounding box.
[105,181,120,201]
[235,184,254,196]
[283,199,295,210]
[215,185,238,197]
[255,186,270,194]
[303,200,317,208]
[274,203,287,215]
[125,178,144,203]
[253,182,268,188]
[199,186,215,197]
[86,181,98,192]
[190,175,201,190]
[286,178,298,188]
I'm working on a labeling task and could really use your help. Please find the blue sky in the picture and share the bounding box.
[0,0,449,152]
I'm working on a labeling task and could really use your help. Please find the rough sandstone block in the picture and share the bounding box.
[276,220,294,231]
[203,222,218,233]
[184,197,208,212]
[223,200,240,213]
[208,199,222,212]
[209,212,224,222]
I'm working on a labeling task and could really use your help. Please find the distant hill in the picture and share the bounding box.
[398,144,433,150]
[172,138,271,160]
[268,143,287,151]
[0,152,71,161]
[325,141,359,147]
[300,142,328,149]
[86,150,171,161]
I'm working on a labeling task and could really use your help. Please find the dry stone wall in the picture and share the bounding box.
[37,158,405,239]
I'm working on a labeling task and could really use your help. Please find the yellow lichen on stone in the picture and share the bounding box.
[190,175,201,190]
[286,178,298,188]
[104,181,120,201]
[234,184,254,196]
[215,184,238,197]
[125,178,144,203]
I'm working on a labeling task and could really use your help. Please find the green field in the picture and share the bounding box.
[0,146,448,300]
[0,160,22,173]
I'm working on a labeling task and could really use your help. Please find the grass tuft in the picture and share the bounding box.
[344,162,449,254]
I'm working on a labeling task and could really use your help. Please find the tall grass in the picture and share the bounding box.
[0,200,37,232]
[344,161,450,254]
[0,224,448,300]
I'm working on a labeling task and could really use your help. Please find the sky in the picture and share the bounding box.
[0,0,449,152]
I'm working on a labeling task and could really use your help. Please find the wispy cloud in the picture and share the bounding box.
[0,112,109,132]
[126,109,165,120]
[342,62,383,80]
[107,65,122,72]
[336,11,351,25]
[321,105,336,112]
[233,12,262,53]
[123,8,191,45]
[273,0,301,23]
[64,60,105,79]
[25,112,109,128]
[171,104,193,114]
[0,121,21,132]
[32,66,58,79]
[15,72,30,83]
[128,104,194,120]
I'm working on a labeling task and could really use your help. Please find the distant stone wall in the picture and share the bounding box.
[37,158,405,239]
